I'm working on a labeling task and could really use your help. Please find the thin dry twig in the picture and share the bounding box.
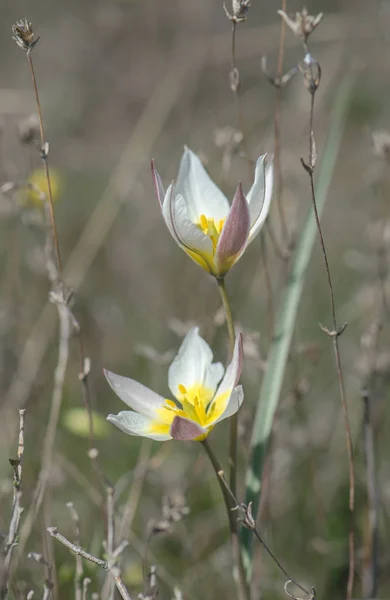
[300,55,355,600]
[27,551,54,600]
[203,441,314,600]
[8,20,101,566]
[273,0,289,245]
[0,409,26,600]
[11,19,63,277]
[47,528,132,600]
[66,503,83,600]
[17,299,70,560]
[104,486,116,600]
[361,390,378,599]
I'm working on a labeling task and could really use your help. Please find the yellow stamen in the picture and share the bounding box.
[200,214,208,230]
[198,214,226,253]
[155,382,230,438]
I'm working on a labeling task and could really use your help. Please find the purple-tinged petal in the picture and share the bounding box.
[161,182,179,242]
[170,416,206,441]
[215,183,250,276]
[151,160,165,208]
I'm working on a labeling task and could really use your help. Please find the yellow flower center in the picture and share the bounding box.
[152,382,229,441]
[198,214,225,252]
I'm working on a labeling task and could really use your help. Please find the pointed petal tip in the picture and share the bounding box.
[236,331,244,351]
[151,159,165,208]
[215,183,250,275]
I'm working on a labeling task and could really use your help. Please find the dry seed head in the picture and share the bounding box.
[278,7,323,44]
[223,0,251,23]
[12,18,36,52]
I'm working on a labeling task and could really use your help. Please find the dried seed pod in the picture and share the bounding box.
[278,7,323,44]
[223,0,251,23]
[12,18,38,52]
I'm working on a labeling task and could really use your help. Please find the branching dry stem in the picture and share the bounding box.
[0,409,26,600]
[273,0,289,245]
[26,51,62,278]
[66,503,83,600]
[47,528,132,600]
[213,451,314,600]
[201,440,249,600]
[302,85,355,600]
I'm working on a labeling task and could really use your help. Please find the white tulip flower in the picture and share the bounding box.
[105,327,244,442]
[152,147,273,278]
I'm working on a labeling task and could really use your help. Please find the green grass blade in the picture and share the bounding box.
[242,74,356,582]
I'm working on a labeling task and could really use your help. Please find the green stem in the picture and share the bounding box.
[217,278,238,498]
[202,440,249,600]
[217,278,235,353]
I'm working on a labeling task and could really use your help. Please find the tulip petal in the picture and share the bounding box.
[215,183,250,276]
[176,147,230,222]
[104,369,166,418]
[170,415,206,440]
[204,362,224,396]
[162,190,214,272]
[168,327,214,399]
[208,333,243,422]
[247,154,274,244]
[107,411,171,441]
[213,385,244,424]
[151,160,165,208]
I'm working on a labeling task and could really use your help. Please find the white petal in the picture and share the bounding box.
[162,190,214,265]
[246,155,274,243]
[175,147,230,222]
[214,333,243,401]
[213,385,244,424]
[104,370,166,418]
[204,362,224,396]
[107,411,171,441]
[161,183,178,241]
[168,327,214,399]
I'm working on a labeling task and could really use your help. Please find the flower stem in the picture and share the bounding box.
[217,278,235,354]
[202,440,249,600]
[217,278,238,500]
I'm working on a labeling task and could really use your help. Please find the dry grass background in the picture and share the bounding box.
[0,0,390,599]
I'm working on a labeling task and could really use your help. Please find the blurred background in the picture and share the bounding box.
[0,0,390,598]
